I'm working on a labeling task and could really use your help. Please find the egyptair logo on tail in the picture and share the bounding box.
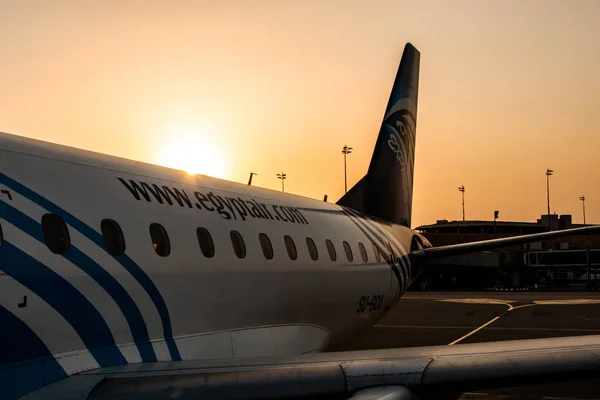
[384,108,415,172]
[387,134,402,160]
[386,111,412,171]
[388,133,405,170]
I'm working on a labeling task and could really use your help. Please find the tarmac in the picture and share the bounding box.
[330,291,600,400]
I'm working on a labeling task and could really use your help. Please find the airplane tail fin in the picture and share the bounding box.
[337,42,420,227]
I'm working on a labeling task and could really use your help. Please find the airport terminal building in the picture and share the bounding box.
[414,215,600,290]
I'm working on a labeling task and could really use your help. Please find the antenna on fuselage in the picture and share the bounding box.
[323,194,328,202]
[248,172,258,185]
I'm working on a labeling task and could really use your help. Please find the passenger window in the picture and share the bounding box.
[196,227,215,258]
[101,219,125,256]
[42,214,70,254]
[149,223,170,257]
[231,230,246,259]
[284,235,297,260]
[306,237,318,261]
[326,239,337,261]
[343,241,353,262]
[358,242,368,263]
[373,242,381,263]
[259,233,273,260]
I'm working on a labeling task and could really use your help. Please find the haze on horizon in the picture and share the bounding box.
[0,0,598,228]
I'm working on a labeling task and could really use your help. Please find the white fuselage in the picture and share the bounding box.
[0,132,421,379]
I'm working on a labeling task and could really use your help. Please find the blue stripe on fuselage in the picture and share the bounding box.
[0,240,126,367]
[0,202,156,361]
[0,305,68,400]
[0,171,181,361]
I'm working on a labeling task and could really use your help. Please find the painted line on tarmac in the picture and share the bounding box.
[375,324,600,333]
[443,298,600,345]
[400,296,600,345]
[446,302,542,345]
[433,298,600,306]
[376,324,476,330]
[510,303,537,310]
[437,298,517,306]
[534,299,600,305]
[448,300,519,345]
[448,313,506,345]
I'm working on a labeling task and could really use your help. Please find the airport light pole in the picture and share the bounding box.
[494,210,499,234]
[342,145,353,193]
[580,195,587,225]
[546,169,553,230]
[458,185,465,221]
[277,172,287,193]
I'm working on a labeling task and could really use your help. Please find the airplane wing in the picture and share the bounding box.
[417,225,600,260]
[25,334,600,399]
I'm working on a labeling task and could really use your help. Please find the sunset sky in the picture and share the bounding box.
[0,0,598,228]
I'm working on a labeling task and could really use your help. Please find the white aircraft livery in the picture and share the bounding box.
[1,43,600,400]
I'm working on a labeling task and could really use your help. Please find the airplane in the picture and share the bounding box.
[1,43,600,400]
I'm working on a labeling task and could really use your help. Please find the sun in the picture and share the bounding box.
[156,132,228,179]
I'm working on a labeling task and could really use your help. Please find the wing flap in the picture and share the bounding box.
[341,357,432,392]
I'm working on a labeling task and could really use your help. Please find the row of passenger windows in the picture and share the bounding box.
[20,214,391,263]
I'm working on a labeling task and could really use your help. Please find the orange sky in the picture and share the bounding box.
[0,0,599,228]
